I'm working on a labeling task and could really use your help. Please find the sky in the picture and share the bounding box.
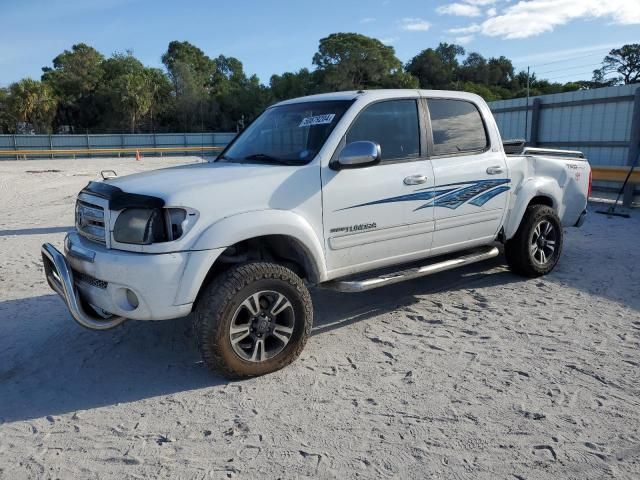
[1,0,639,87]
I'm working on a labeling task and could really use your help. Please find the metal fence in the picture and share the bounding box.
[489,84,640,204]
[0,132,236,158]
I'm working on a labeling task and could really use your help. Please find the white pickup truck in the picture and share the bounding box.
[42,89,590,378]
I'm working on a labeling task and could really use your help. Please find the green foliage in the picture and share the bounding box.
[406,46,520,100]
[487,56,515,89]
[593,44,640,85]
[0,88,13,133]
[312,33,413,91]
[270,69,318,101]
[406,43,464,89]
[42,43,104,100]
[459,52,490,85]
[457,82,501,102]
[98,52,151,132]
[160,41,216,131]
[0,36,634,134]
[144,67,174,132]
[162,41,215,94]
[41,43,104,131]
[8,79,58,133]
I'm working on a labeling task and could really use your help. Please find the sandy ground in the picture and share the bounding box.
[0,156,639,479]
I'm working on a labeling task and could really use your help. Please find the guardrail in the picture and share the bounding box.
[0,145,224,160]
[1,146,636,186]
[591,166,640,183]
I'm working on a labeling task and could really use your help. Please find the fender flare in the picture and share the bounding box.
[190,209,328,282]
[504,177,562,240]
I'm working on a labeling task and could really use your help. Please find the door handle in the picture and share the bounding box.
[486,166,504,175]
[404,174,428,185]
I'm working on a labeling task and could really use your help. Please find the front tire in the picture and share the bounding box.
[505,204,563,277]
[194,262,313,378]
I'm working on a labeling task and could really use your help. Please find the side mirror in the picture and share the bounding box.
[335,141,381,170]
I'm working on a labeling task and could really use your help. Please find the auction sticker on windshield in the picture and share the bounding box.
[299,114,336,127]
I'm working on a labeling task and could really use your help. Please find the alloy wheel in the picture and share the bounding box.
[229,290,295,362]
[530,220,557,265]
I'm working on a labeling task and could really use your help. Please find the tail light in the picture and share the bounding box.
[588,169,593,198]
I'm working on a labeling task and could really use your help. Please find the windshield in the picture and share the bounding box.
[218,100,353,165]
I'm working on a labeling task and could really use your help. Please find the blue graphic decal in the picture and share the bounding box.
[469,185,511,206]
[336,188,457,211]
[431,179,510,209]
[338,178,511,212]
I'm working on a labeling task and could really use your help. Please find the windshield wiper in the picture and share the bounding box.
[215,154,235,162]
[243,153,298,165]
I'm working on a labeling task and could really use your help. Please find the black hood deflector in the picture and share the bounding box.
[81,181,165,210]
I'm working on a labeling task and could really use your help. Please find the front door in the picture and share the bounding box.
[321,98,435,278]
[425,97,510,255]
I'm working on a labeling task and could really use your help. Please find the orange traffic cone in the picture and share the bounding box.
[135,149,141,161]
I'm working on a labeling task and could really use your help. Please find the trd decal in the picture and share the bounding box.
[338,179,510,212]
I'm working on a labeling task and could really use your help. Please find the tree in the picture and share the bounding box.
[487,56,514,88]
[0,88,14,133]
[162,41,215,95]
[459,52,489,85]
[41,43,104,131]
[584,69,618,89]
[8,79,58,133]
[312,33,416,91]
[112,72,153,133]
[436,43,465,67]
[99,52,156,132]
[270,68,318,101]
[144,67,173,132]
[42,43,104,99]
[212,55,246,88]
[459,81,501,102]
[7,36,629,135]
[406,43,465,89]
[211,55,271,131]
[161,41,216,131]
[593,44,640,85]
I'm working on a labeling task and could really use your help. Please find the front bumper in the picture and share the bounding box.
[42,243,127,330]
[42,232,224,327]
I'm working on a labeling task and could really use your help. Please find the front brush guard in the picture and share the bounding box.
[41,243,127,330]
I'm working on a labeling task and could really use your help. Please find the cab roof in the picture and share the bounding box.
[273,89,485,107]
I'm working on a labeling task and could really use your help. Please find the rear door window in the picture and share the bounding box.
[427,99,488,156]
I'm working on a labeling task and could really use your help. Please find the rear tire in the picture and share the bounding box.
[505,205,563,277]
[194,262,313,379]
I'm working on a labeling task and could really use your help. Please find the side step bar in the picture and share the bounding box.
[322,246,500,293]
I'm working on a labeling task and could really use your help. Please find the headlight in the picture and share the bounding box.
[113,208,168,245]
[113,207,192,245]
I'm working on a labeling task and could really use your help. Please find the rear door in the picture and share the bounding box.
[425,97,509,255]
[321,98,435,277]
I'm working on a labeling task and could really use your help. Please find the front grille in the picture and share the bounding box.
[76,200,106,244]
[73,270,108,289]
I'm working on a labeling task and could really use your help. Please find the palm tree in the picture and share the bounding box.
[8,79,58,133]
